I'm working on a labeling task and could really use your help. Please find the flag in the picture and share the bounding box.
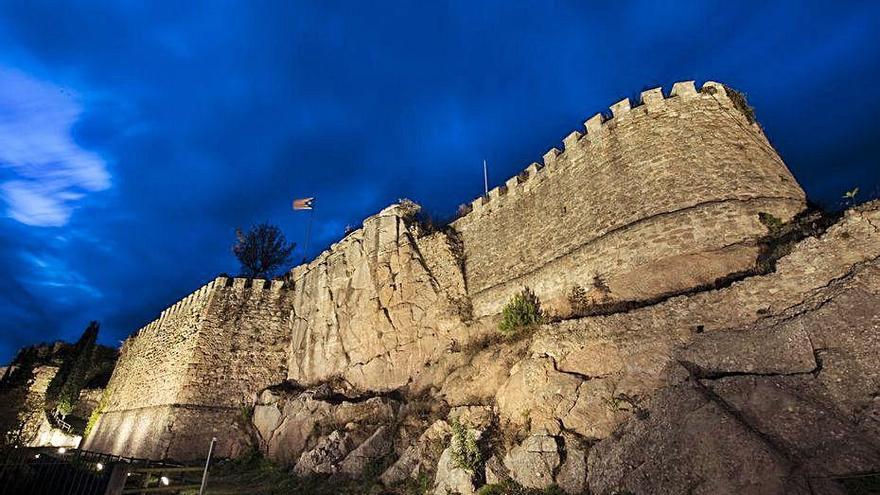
[293,197,314,210]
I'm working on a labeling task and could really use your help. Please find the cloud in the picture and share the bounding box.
[0,66,110,227]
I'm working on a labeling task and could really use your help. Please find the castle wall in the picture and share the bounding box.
[451,81,806,315]
[84,79,817,463]
[84,277,290,460]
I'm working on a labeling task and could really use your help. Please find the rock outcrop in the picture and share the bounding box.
[244,201,880,494]
[287,204,471,392]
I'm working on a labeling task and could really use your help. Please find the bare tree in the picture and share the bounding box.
[233,223,296,278]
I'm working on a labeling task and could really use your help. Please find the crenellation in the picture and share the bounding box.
[470,196,486,213]
[488,186,505,200]
[637,87,661,106]
[700,80,727,97]
[505,176,519,193]
[450,80,806,316]
[563,130,583,151]
[451,80,797,234]
[610,97,631,118]
[670,80,697,97]
[542,147,561,168]
[584,113,604,135]
[524,162,541,177]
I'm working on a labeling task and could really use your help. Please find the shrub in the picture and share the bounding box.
[568,284,588,314]
[451,296,474,322]
[721,85,756,124]
[498,288,543,336]
[758,212,783,233]
[450,420,481,473]
[592,273,610,294]
[84,388,111,437]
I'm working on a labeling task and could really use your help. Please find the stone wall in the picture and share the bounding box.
[451,81,805,316]
[83,80,823,468]
[84,277,291,460]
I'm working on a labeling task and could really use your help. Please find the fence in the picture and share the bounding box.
[0,447,123,495]
[0,441,216,495]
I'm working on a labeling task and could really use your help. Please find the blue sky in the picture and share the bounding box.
[0,1,878,362]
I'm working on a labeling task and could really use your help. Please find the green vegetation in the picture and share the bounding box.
[46,321,99,417]
[567,284,588,315]
[498,288,543,336]
[758,212,784,233]
[84,388,112,437]
[449,419,482,473]
[477,480,565,495]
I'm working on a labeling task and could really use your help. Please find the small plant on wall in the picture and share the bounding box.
[449,419,482,473]
[498,287,544,336]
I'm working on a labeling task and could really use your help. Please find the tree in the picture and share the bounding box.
[233,223,296,278]
[46,321,99,418]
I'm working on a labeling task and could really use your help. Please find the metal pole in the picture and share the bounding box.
[198,437,217,495]
[483,159,488,196]
[302,208,314,263]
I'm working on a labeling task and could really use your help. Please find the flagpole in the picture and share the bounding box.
[483,159,488,196]
[303,208,314,263]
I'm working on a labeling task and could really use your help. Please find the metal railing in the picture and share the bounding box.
[0,447,123,495]
[0,439,217,495]
[50,410,73,433]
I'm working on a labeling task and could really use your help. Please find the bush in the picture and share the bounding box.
[450,420,482,473]
[758,212,783,233]
[568,284,588,314]
[84,388,111,437]
[721,85,756,124]
[498,288,543,336]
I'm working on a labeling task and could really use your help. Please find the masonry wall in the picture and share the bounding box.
[451,81,806,315]
[84,79,813,462]
[84,277,291,460]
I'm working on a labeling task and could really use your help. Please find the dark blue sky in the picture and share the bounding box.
[0,1,878,362]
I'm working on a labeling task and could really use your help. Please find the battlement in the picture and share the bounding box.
[449,79,805,315]
[132,276,288,340]
[456,81,737,219]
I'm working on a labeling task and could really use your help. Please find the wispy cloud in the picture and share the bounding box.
[0,66,110,226]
